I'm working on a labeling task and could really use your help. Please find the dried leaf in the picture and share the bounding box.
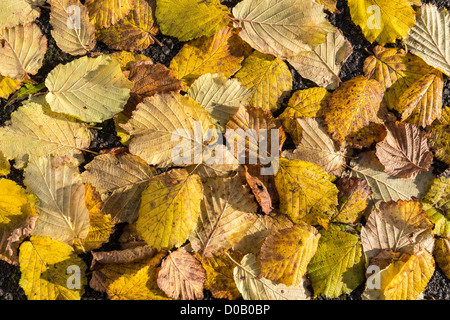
[406,4,450,77]
[189,175,258,257]
[361,200,434,264]
[0,22,47,81]
[0,102,92,165]
[157,248,206,300]
[282,118,346,176]
[82,152,156,223]
[232,0,334,58]
[233,253,311,300]
[288,28,353,90]
[188,73,251,130]
[375,121,433,178]
[323,76,387,148]
[121,92,217,168]
[24,157,90,248]
[334,177,372,224]
[97,0,158,51]
[85,0,135,29]
[45,55,133,123]
[349,151,434,205]
[49,0,96,56]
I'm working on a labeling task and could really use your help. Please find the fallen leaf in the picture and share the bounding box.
[406,4,450,77]
[375,121,433,178]
[49,0,96,55]
[45,55,133,123]
[234,51,292,112]
[189,175,258,257]
[157,248,206,300]
[97,0,159,51]
[259,224,320,286]
[288,28,353,90]
[307,225,365,298]
[136,169,203,250]
[232,0,334,58]
[0,22,47,81]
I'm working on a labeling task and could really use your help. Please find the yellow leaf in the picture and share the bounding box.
[110,51,151,71]
[0,179,36,229]
[19,236,87,300]
[348,0,416,45]
[202,252,242,300]
[233,213,293,255]
[364,249,435,300]
[136,169,203,250]
[0,152,10,176]
[85,0,135,29]
[259,224,320,286]
[398,70,444,128]
[434,238,450,279]
[323,76,386,148]
[90,247,166,293]
[234,51,292,112]
[97,0,159,51]
[170,27,249,90]
[280,87,330,120]
[73,185,114,253]
[274,158,338,226]
[307,225,365,298]
[0,75,21,99]
[156,0,229,42]
[108,265,169,300]
[334,177,372,224]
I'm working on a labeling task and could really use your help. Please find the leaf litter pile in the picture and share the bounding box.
[0,0,449,301]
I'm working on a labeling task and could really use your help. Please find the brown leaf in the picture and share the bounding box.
[243,166,273,214]
[157,248,206,300]
[91,246,157,270]
[128,60,182,103]
[376,121,433,178]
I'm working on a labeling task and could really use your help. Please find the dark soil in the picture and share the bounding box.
[0,0,449,301]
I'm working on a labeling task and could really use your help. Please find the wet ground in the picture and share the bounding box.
[0,0,449,300]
